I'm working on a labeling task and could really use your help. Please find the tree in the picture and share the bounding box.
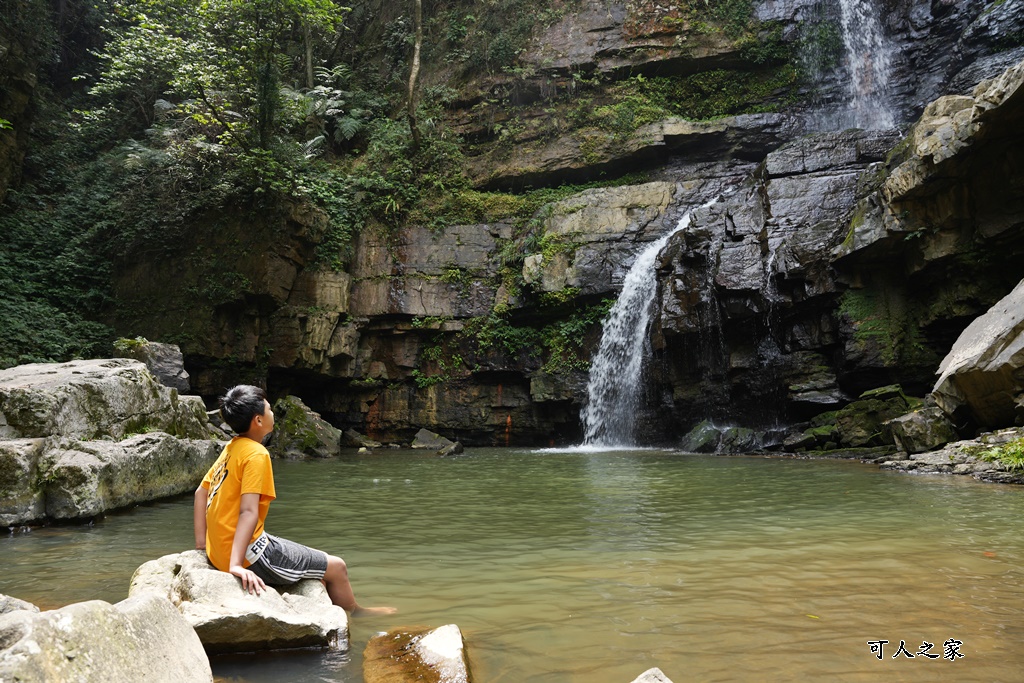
[90,0,345,148]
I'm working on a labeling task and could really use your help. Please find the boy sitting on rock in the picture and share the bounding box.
[193,384,395,616]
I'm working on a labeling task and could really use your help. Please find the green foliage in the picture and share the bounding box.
[978,437,1024,471]
[429,0,569,74]
[538,299,614,373]
[88,0,344,147]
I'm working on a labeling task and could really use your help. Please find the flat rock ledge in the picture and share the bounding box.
[0,592,212,682]
[364,624,471,683]
[130,550,349,654]
[879,433,1024,485]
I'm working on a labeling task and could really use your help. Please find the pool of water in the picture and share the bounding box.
[3,449,1023,682]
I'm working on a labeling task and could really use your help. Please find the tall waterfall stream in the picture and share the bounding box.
[581,199,718,447]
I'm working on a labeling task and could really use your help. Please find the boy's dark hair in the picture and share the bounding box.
[219,385,268,435]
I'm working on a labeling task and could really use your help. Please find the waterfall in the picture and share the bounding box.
[802,0,897,130]
[837,0,896,129]
[581,207,703,447]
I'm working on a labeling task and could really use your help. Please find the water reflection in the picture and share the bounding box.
[2,450,1023,682]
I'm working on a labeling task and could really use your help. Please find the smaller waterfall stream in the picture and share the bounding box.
[581,200,715,447]
[837,0,896,129]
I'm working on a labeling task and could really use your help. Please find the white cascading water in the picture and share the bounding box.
[581,207,702,447]
[837,0,896,129]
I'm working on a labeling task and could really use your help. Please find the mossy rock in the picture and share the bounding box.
[835,393,909,448]
[268,396,341,459]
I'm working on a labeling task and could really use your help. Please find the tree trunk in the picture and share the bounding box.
[304,22,315,89]
[407,0,423,153]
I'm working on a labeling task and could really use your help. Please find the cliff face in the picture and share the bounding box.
[106,0,1024,445]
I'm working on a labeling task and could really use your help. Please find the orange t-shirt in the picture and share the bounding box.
[200,436,276,572]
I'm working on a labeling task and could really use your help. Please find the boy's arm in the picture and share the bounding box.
[229,492,266,595]
[193,486,209,550]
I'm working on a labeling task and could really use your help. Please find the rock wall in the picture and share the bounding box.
[105,5,1024,447]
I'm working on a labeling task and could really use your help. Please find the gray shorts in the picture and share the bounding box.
[247,534,329,585]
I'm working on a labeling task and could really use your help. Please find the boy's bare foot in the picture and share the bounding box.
[352,605,398,616]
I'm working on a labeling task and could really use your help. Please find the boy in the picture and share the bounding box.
[193,384,395,616]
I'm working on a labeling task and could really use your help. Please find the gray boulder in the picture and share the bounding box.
[343,429,382,449]
[0,358,209,441]
[0,594,39,615]
[43,434,220,522]
[933,277,1024,428]
[412,428,457,451]
[0,593,212,682]
[268,395,342,459]
[130,550,349,654]
[0,433,221,526]
[364,624,470,683]
[887,407,959,454]
[114,339,190,393]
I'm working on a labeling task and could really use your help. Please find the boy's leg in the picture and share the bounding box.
[249,534,395,615]
[323,554,396,615]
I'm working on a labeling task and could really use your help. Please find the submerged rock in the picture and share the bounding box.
[0,593,212,682]
[130,550,349,654]
[364,624,470,683]
[268,395,342,459]
[630,668,675,683]
[412,428,457,452]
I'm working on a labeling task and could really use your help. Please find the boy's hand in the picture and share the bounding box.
[230,565,266,595]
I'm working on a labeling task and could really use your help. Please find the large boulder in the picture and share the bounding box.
[0,433,221,526]
[364,624,471,683]
[0,594,39,615]
[130,550,349,654]
[0,359,209,441]
[834,387,911,448]
[268,395,342,459]
[933,278,1024,429]
[114,339,191,393]
[0,593,212,682]
[887,406,959,454]
[39,434,220,522]
[0,359,222,525]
